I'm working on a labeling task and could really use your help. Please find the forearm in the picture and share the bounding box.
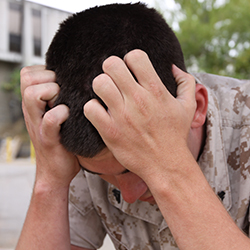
[19,65,82,250]
[146,149,250,250]
[16,179,71,250]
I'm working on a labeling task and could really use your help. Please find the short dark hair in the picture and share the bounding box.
[46,2,186,157]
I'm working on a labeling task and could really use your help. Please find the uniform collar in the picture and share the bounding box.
[196,81,232,211]
[108,183,165,228]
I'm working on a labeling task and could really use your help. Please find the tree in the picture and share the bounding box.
[2,68,22,100]
[156,0,250,79]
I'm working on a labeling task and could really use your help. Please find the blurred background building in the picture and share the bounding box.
[0,0,71,157]
[0,2,115,249]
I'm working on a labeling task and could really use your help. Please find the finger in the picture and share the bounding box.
[21,65,45,74]
[23,83,60,125]
[20,65,56,97]
[84,99,111,138]
[172,65,196,101]
[172,65,196,115]
[124,50,166,93]
[41,104,70,146]
[92,73,124,113]
[102,56,140,98]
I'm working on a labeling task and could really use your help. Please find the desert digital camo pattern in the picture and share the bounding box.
[69,73,250,249]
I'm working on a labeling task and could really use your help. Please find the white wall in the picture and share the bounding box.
[0,0,72,65]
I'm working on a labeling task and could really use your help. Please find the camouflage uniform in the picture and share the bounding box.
[69,73,250,249]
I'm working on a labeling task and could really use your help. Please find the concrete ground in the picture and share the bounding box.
[0,158,114,250]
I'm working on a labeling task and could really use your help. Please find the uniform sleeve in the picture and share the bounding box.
[69,170,106,249]
[248,205,250,237]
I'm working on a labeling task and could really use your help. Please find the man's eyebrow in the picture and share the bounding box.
[79,164,130,175]
[79,164,102,175]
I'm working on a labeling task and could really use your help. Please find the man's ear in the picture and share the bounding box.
[191,84,208,128]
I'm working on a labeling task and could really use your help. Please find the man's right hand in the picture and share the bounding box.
[21,65,80,189]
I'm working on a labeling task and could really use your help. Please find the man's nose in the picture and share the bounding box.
[115,173,148,204]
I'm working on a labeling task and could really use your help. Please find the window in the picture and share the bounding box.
[32,9,42,56]
[9,2,22,53]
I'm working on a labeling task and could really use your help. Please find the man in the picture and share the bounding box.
[17,3,250,250]
[45,2,186,158]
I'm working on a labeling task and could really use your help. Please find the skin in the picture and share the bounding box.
[78,72,208,205]
[16,50,250,250]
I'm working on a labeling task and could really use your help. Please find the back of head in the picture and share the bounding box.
[46,2,186,157]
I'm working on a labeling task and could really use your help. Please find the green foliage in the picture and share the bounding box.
[2,68,21,100]
[157,0,250,79]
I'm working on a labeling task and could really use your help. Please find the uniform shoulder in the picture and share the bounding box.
[192,72,250,125]
[192,72,250,90]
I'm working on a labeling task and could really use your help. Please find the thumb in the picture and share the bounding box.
[41,104,70,146]
[172,64,197,117]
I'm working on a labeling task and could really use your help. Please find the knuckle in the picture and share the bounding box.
[23,86,36,102]
[149,81,164,98]
[20,69,35,96]
[186,73,195,83]
[132,91,149,115]
[43,111,57,128]
[46,82,60,94]
[83,100,92,112]
[103,56,122,72]
[20,66,31,76]
[20,66,33,84]
[93,73,108,89]
[92,74,112,97]
[21,102,29,118]
[125,49,147,64]
[106,124,119,140]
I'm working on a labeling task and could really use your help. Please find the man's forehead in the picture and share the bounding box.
[79,164,130,176]
[76,150,130,176]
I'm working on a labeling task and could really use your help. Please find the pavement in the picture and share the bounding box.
[0,158,114,250]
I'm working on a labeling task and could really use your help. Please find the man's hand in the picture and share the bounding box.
[84,49,196,180]
[83,48,250,250]
[21,65,80,188]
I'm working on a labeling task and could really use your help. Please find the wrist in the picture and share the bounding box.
[140,143,193,183]
[143,146,201,200]
[34,156,80,191]
[33,178,70,200]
